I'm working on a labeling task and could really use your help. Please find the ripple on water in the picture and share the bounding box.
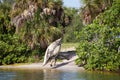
[0,69,120,80]
[0,71,16,80]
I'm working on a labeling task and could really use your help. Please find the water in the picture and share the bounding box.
[0,69,120,80]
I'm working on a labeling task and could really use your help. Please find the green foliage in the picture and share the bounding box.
[76,0,120,71]
[0,2,32,65]
[0,0,63,65]
[0,34,31,65]
[63,8,83,42]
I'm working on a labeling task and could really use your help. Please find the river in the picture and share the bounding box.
[0,69,120,80]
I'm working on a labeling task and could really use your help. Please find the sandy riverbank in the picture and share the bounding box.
[0,56,84,72]
[0,48,84,72]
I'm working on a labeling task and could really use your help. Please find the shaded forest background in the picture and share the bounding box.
[0,0,120,71]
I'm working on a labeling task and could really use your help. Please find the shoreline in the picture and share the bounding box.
[0,47,84,72]
[0,62,84,72]
[0,54,84,71]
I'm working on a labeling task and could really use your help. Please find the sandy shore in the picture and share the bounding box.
[0,48,84,71]
[0,56,84,72]
[0,61,84,72]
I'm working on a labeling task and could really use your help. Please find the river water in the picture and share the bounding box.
[0,69,120,80]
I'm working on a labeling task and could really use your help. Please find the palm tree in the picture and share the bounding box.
[81,0,113,25]
[10,0,64,51]
[81,0,97,25]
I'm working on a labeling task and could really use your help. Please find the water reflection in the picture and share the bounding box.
[14,70,44,80]
[0,71,16,80]
[0,69,120,80]
[43,69,62,80]
[60,71,83,80]
[77,71,120,80]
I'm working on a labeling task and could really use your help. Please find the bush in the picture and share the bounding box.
[0,34,31,65]
[76,1,120,71]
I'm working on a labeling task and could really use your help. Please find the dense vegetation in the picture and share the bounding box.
[0,0,73,65]
[0,1,30,64]
[76,0,120,71]
[63,7,83,42]
[0,0,120,72]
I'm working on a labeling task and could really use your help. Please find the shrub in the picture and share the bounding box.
[76,1,120,71]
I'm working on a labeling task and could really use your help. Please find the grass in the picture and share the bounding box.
[61,43,79,50]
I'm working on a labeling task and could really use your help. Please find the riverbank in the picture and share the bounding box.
[0,47,84,72]
[0,58,84,72]
[0,60,84,72]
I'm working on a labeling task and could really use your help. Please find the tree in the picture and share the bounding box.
[81,0,113,25]
[0,0,68,65]
[76,0,120,71]
[63,7,83,42]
